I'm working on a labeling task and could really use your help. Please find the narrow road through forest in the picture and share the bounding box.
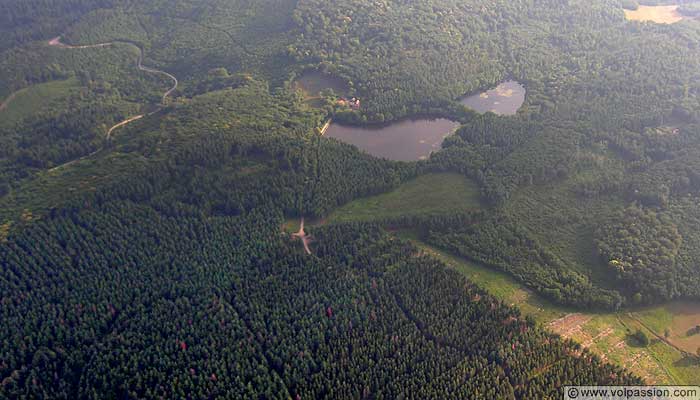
[44,36,180,171]
[292,217,313,254]
[0,91,19,112]
[48,36,178,133]
[106,115,144,139]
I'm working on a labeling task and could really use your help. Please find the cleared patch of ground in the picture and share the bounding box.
[651,126,682,136]
[502,151,627,287]
[282,218,301,234]
[293,70,349,99]
[634,301,700,355]
[328,173,482,223]
[404,236,700,384]
[624,5,685,24]
[0,152,150,224]
[0,78,81,127]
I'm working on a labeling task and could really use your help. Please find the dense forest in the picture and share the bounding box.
[0,77,640,398]
[2,0,700,396]
[291,0,700,306]
[0,202,641,398]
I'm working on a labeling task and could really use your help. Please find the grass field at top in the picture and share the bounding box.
[0,78,81,128]
[403,234,700,385]
[293,71,349,99]
[0,151,150,227]
[503,154,626,287]
[398,229,569,322]
[624,5,685,24]
[327,172,482,223]
[633,302,700,355]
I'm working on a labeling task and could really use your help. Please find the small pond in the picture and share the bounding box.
[460,80,526,115]
[325,118,459,161]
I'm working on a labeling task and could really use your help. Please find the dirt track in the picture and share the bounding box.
[48,36,178,105]
[48,36,113,49]
[107,115,145,139]
[43,35,179,170]
[292,217,312,254]
[0,91,19,112]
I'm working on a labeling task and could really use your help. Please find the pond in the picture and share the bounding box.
[460,81,526,115]
[325,118,459,161]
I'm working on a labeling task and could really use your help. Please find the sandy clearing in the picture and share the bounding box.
[292,217,313,254]
[624,5,685,24]
[107,115,144,139]
[547,313,593,338]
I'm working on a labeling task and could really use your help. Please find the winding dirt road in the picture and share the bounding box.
[106,115,144,139]
[48,36,112,49]
[44,36,179,171]
[48,36,178,105]
[137,55,178,104]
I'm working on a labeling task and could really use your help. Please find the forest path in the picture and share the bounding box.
[292,217,312,254]
[49,111,155,172]
[48,36,178,105]
[48,36,112,49]
[0,91,19,112]
[44,36,179,171]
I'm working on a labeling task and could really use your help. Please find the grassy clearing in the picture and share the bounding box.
[293,71,349,99]
[0,152,150,225]
[402,234,700,384]
[504,165,625,287]
[634,302,700,355]
[328,172,482,223]
[0,78,81,127]
[402,231,568,322]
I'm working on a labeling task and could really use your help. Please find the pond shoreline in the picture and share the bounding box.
[324,117,459,161]
[459,80,526,115]
[331,112,459,129]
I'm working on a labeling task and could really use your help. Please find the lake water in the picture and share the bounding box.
[460,81,526,115]
[325,118,459,161]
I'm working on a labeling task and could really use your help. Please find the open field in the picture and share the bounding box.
[624,5,685,24]
[0,78,81,127]
[327,172,482,223]
[398,230,569,322]
[503,165,626,287]
[633,302,700,355]
[293,70,349,99]
[0,152,150,225]
[282,218,301,233]
[404,235,700,384]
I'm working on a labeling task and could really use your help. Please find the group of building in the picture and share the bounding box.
[336,97,361,110]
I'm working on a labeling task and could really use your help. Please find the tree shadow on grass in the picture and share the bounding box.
[673,355,699,368]
[625,331,650,348]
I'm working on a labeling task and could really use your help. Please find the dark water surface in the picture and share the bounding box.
[460,81,525,115]
[325,118,459,161]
